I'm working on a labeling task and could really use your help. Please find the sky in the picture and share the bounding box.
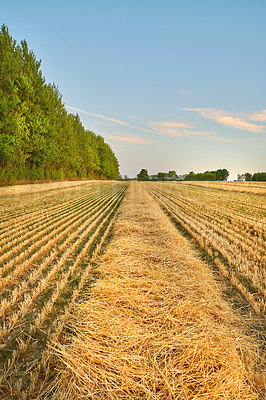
[1,0,266,179]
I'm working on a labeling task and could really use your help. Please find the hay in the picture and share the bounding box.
[49,182,264,399]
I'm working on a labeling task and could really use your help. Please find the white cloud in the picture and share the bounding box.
[181,108,265,133]
[65,105,248,144]
[107,133,152,144]
[149,121,192,128]
[65,105,155,133]
[246,109,266,121]
[148,121,218,139]
[148,121,192,137]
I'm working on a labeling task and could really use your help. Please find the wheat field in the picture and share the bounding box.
[47,182,265,399]
[0,180,265,399]
[146,181,266,315]
[0,181,127,398]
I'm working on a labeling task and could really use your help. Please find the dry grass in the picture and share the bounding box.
[0,179,104,197]
[179,181,266,195]
[0,181,127,398]
[47,182,265,400]
[145,181,266,315]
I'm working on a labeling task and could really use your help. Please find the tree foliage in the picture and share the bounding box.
[251,172,266,181]
[143,169,229,181]
[0,25,119,182]
[237,172,266,181]
[137,169,149,181]
[184,169,229,181]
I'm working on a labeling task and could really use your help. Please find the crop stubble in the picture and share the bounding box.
[0,180,265,399]
[0,181,127,398]
[145,181,266,315]
[48,182,265,400]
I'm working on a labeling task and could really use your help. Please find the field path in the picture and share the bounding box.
[50,182,264,399]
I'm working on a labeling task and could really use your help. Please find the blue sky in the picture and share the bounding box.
[2,0,266,179]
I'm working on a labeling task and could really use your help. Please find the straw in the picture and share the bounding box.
[49,182,265,399]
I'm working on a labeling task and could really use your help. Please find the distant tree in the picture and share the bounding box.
[237,174,245,181]
[202,172,216,181]
[184,171,195,181]
[137,169,149,181]
[167,170,177,180]
[157,172,167,181]
[183,169,228,181]
[245,172,252,181]
[252,172,266,181]
[216,169,229,181]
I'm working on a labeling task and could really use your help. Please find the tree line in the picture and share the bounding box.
[0,25,119,183]
[136,169,229,181]
[237,172,266,181]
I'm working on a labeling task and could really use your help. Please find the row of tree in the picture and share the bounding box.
[0,25,119,182]
[136,169,229,181]
[237,172,266,181]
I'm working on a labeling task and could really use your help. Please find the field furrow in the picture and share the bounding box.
[146,182,266,315]
[0,186,119,283]
[0,181,127,398]
[0,186,124,340]
[44,182,265,400]
[0,184,109,241]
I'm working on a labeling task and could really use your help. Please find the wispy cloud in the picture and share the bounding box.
[183,130,216,136]
[148,121,218,138]
[65,105,154,133]
[65,105,243,143]
[181,108,265,133]
[149,121,192,128]
[148,121,193,137]
[107,132,152,144]
[246,109,266,121]
[203,135,243,143]
[66,105,199,139]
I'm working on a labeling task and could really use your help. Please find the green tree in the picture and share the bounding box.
[167,170,177,180]
[184,171,195,181]
[252,172,266,181]
[137,169,149,181]
[157,172,167,181]
[216,169,229,181]
[245,172,252,181]
[0,24,120,183]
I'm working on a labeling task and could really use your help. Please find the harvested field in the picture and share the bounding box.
[146,181,266,315]
[0,180,99,197]
[0,180,127,398]
[47,182,265,400]
[178,181,266,196]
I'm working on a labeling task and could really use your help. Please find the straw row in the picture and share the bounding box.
[0,186,124,340]
[48,182,264,399]
[181,180,266,195]
[19,198,122,399]
[0,180,107,223]
[0,184,109,245]
[0,181,127,398]
[0,187,113,267]
[149,185,265,282]
[145,182,266,314]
